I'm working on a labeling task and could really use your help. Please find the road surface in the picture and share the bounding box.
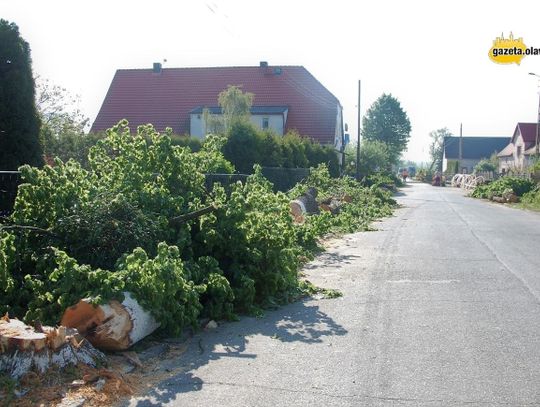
[126,182,540,406]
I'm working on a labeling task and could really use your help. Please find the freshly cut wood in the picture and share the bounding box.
[319,197,342,215]
[289,200,306,224]
[0,315,105,379]
[61,292,160,351]
[502,190,519,203]
[290,187,319,223]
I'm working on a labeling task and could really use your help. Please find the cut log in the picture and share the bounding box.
[290,187,319,223]
[319,197,342,215]
[289,200,306,224]
[0,315,105,379]
[61,292,160,351]
[502,190,519,203]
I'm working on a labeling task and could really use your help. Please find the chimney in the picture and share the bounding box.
[259,61,268,68]
[153,62,162,74]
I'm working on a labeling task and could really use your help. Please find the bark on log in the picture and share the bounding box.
[61,292,160,351]
[0,315,105,379]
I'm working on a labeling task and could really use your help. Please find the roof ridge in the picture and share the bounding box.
[116,65,305,72]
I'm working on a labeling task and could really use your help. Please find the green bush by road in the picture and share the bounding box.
[0,121,396,336]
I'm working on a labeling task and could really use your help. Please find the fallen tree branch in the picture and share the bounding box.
[0,224,58,237]
[169,204,218,226]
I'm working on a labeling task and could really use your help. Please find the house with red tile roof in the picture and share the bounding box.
[497,123,539,172]
[91,62,344,151]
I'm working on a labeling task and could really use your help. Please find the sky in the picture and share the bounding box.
[2,0,540,163]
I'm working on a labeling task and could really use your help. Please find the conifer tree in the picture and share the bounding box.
[0,19,43,170]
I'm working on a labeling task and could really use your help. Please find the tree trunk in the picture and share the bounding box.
[0,315,105,379]
[61,292,160,351]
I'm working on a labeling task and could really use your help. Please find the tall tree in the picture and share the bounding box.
[36,77,94,165]
[345,140,390,176]
[428,128,452,171]
[0,19,43,170]
[218,85,253,130]
[362,94,411,164]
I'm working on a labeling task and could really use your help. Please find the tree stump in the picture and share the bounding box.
[0,315,105,379]
[61,292,160,351]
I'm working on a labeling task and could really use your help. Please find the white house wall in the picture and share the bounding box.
[443,158,482,174]
[513,134,526,171]
[249,115,284,135]
[190,114,206,139]
[333,104,344,165]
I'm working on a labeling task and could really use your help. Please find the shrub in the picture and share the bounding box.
[471,177,535,199]
[1,122,395,335]
[222,122,339,176]
[474,159,496,173]
[521,186,540,209]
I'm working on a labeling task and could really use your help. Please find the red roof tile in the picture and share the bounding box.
[91,65,341,144]
[514,122,538,144]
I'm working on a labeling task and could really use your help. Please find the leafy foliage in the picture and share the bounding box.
[0,19,43,169]
[428,128,451,172]
[471,177,535,199]
[445,160,460,175]
[36,77,96,167]
[218,85,254,130]
[289,165,396,235]
[521,186,540,210]
[474,159,497,173]
[364,173,403,190]
[362,94,411,164]
[222,121,339,177]
[1,121,395,336]
[344,140,391,176]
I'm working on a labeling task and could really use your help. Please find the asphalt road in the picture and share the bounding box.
[126,182,540,406]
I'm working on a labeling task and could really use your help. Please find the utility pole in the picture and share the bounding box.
[356,80,361,181]
[528,73,540,158]
[458,123,463,174]
[536,91,540,158]
[459,123,463,161]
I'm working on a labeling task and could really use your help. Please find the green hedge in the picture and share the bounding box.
[222,122,339,177]
[471,177,536,199]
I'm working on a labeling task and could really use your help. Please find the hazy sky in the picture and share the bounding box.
[3,0,540,162]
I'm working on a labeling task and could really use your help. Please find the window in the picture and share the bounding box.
[517,146,522,157]
[262,117,269,129]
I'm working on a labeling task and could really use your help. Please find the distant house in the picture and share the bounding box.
[91,62,344,151]
[497,123,539,172]
[443,136,510,174]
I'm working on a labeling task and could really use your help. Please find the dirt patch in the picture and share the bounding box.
[1,338,190,407]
